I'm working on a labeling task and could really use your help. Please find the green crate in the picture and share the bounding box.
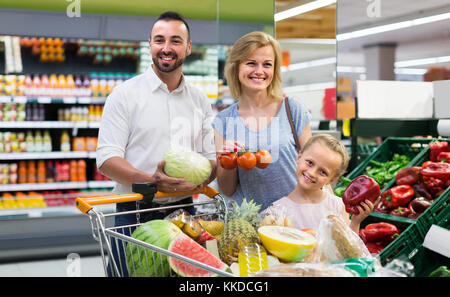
[377,187,450,277]
[367,138,450,226]
[348,137,431,183]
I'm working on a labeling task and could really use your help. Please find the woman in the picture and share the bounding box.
[212,31,312,211]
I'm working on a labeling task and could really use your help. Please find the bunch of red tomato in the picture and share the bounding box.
[219,149,272,171]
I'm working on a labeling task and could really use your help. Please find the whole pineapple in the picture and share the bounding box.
[218,198,261,265]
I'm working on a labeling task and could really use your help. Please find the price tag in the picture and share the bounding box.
[63,97,77,104]
[37,96,52,104]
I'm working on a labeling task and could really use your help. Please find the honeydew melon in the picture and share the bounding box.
[258,225,316,262]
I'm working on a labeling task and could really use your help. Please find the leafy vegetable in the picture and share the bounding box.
[164,147,212,187]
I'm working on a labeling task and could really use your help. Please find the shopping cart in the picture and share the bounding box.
[75,182,234,277]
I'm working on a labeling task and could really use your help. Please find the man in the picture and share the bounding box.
[96,11,216,276]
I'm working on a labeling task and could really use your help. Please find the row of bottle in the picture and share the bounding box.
[57,105,103,122]
[0,72,134,98]
[0,130,52,153]
[1,160,109,185]
[16,160,87,184]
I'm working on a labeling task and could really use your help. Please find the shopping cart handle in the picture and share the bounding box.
[75,186,220,214]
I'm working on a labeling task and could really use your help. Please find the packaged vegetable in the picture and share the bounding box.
[164,209,205,241]
[313,214,372,261]
[259,204,294,228]
[254,262,358,277]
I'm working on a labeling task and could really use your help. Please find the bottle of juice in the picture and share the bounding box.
[74,75,83,97]
[95,105,102,121]
[60,130,70,152]
[70,160,78,182]
[61,161,70,182]
[83,75,91,96]
[57,74,67,97]
[49,74,58,97]
[43,130,52,152]
[66,74,75,97]
[88,105,95,122]
[37,160,46,183]
[46,160,54,183]
[18,161,27,184]
[238,243,268,277]
[25,130,34,152]
[40,74,49,97]
[27,160,36,184]
[32,74,41,97]
[77,159,86,182]
[34,130,43,152]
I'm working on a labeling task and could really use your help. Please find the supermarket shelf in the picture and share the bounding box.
[0,181,114,192]
[0,121,100,129]
[0,151,97,160]
[0,204,115,220]
[0,96,106,105]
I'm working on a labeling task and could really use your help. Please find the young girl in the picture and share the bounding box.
[272,134,377,234]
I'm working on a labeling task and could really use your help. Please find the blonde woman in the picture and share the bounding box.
[212,31,312,211]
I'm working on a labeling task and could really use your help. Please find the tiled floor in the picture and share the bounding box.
[0,255,105,277]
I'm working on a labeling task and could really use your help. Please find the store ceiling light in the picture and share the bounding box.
[395,55,450,68]
[337,12,450,41]
[281,57,336,72]
[283,81,336,93]
[275,0,336,22]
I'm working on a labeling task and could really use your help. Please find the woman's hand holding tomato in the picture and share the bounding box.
[219,146,272,171]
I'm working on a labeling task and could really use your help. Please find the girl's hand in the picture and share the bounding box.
[352,196,380,223]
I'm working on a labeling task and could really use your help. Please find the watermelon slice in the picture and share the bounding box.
[168,233,231,277]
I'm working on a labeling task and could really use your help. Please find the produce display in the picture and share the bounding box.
[360,222,400,254]
[163,147,212,187]
[363,154,411,189]
[374,141,450,219]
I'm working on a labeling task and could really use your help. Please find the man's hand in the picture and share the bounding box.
[153,160,195,193]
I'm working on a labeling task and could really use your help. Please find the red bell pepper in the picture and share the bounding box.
[395,166,421,185]
[374,200,390,213]
[437,152,450,163]
[412,183,433,200]
[382,185,415,208]
[430,141,449,162]
[390,206,412,218]
[408,197,432,213]
[421,162,450,181]
[365,242,385,254]
[363,222,399,242]
[342,175,381,215]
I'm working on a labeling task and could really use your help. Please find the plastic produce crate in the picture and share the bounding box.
[377,187,450,276]
[348,137,431,183]
[369,138,450,226]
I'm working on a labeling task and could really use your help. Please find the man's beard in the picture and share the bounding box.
[152,52,185,73]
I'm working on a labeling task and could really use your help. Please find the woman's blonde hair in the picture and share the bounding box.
[301,134,350,178]
[224,31,283,101]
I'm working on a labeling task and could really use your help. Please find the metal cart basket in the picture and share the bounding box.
[75,182,234,277]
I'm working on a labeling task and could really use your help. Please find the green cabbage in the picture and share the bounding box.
[163,147,212,187]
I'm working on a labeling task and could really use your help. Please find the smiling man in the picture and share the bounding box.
[96,11,217,276]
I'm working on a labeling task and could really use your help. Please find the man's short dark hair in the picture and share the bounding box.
[153,11,190,42]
